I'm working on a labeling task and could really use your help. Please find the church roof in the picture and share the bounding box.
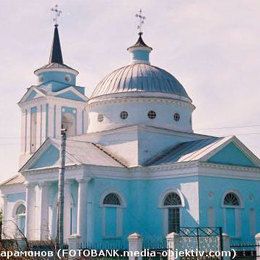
[0,174,25,186]
[34,25,78,75]
[90,63,191,100]
[20,138,126,171]
[144,136,260,167]
[35,62,77,72]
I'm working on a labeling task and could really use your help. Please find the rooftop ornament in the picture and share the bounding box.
[51,4,62,27]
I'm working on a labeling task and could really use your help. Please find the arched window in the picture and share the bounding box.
[16,204,26,235]
[163,192,182,233]
[223,192,241,237]
[103,193,121,206]
[61,113,76,137]
[102,192,123,238]
[224,192,240,206]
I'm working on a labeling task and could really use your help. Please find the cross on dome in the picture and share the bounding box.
[135,9,146,35]
[51,4,62,26]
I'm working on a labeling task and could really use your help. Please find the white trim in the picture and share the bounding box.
[53,86,88,102]
[34,67,79,76]
[12,200,26,218]
[159,188,185,208]
[201,136,260,167]
[221,190,243,208]
[100,189,126,208]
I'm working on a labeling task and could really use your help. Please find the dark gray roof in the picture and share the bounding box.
[91,63,190,99]
[143,137,223,166]
[127,32,152,50]
[49,25,63,64]
[35,62,78,73]
[34,25,78,74]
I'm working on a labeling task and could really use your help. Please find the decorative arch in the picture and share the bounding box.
[61,112,76,136]
[222,190,242,238]
[159,189,185,208]
[221,190,243,208]
[103,193,121,206]
[159,189,185,234]
[12,201,26,235]
[100,189,126,208]
[12,200,26,218]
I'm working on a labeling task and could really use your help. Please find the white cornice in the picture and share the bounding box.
[17,159,260,184]
[87,95,195,110]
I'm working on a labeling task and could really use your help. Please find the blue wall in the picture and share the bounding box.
[199,176,260,242]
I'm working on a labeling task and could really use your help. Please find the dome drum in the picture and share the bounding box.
[87,97,194,133]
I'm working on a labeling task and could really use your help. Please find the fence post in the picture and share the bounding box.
[166,232,179,260]
[255,233,260,260]
[128,233,143,260]
[222,233,230,260]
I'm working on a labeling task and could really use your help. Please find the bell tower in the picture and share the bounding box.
[18,23,87,166]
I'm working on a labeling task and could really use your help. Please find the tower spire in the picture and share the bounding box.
[50,4,63,64]
[49,25,63,64]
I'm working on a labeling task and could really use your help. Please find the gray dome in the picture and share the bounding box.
[90,63,190,100]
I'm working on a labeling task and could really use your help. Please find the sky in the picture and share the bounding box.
[0,0,259,182]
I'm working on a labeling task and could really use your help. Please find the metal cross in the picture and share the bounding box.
[51,4,62,26]
[135,9,146,34]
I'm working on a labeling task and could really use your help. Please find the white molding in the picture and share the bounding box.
[18,159,260,186]
[88,92,194,109]
[18,87,46,105]
[158,188,185,208]
[53,86,88,102]
[200,136,260,167]
[100,189,126,208]
[34,67,79,76]
[221,190,244,208]
[12,200,26,218]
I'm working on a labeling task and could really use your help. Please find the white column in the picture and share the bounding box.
[20,109,26,154]
[255,233,260,260]
[166,232,179,260]
[76,178,89,244]
[64,179,72,242]
[25,182,35,240]
[128,233,143,260]
[38,181,49,240]
[56,106,61,138]
[222,233,230,260]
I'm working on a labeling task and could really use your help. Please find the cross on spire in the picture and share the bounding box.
[135,9,146,35]
[51,4,62,26]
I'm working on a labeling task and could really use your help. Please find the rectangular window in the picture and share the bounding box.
[105,207,117,237]
[249,209,256,236]
[70,207,73,235]
[30,108,37,153]
[168,208,180,233]
[207,207,215,227]
[226,208,236,237]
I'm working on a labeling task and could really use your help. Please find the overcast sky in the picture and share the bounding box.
[0,0,259,181]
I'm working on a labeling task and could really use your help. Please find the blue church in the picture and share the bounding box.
[0,20,260,249]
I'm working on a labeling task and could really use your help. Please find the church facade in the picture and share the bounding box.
[1,23,260,248]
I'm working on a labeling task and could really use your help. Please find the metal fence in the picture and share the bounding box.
[231,242,260,260]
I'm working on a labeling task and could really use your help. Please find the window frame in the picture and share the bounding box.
[147,110,156,119]
[222,191,242,209]
[100,191,125,239]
